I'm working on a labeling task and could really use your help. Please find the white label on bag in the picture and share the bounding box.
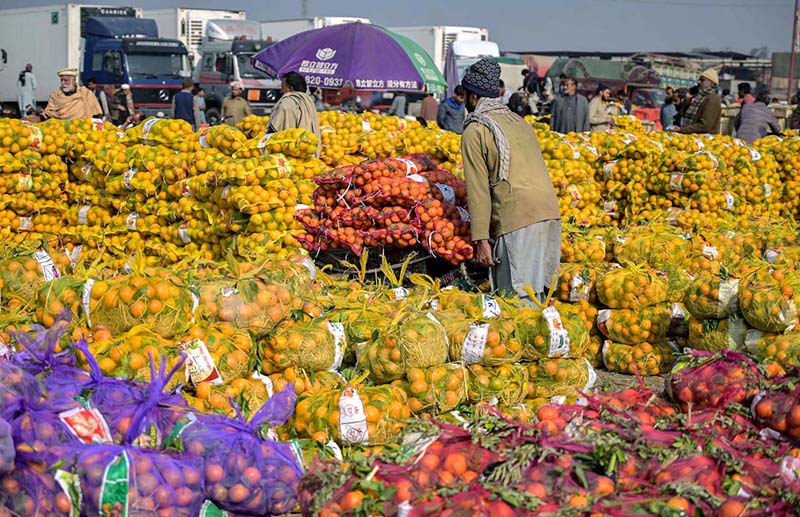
[724,191,735,210]
[481,295,501,319]
[584,359,597,391]
[66,245,83,269]
[33,250,60,281]
[327,322,347,371]
[584,144,598,157]
[339,387,369,444]
[126,212,138,232]
[82,279,95,328]
[141,118,158,142]
[393,287,409,300]
[603,200,617,217]
[569,273,590,302]
[718,279,740,316]
[407,173,427,183]
[763,183,772,198]
[198,128,210,148]
[764,248,781,263]
[456,206,471,222]
[221,185,232,201]
[671,303,686,320]
[692,137,705,149]
[18,217,31,231]
[568,185,581,208]
[59,406,113,444]
[80,163,93,181]
[602,161,617,180]
[361,119,372,133]
[433,183,456,204]
[178,224,191,244]
[596,309,611,336]
[543,306,570,357]
[123,167,137,190]
[669,173,684,192]
[78,205,91,225]
[565,140,581,159]
[252,371,275,398]
[181,339,223,386]
[461,323,488,364]
[702,245,719,260]
[748,147,762,161]
[397,158,418,176]
[257,133,274,149]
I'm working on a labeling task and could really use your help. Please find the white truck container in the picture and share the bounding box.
[260,16,371,42]
[144,8,246,64]
[0,3,142,111]
[387,26,490,73]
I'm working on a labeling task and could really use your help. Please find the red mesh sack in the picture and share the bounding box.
[667,349,763,411]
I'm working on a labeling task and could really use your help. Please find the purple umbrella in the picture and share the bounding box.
[252,22,447,93]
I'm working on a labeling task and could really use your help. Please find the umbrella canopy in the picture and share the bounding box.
[252,22,447,93]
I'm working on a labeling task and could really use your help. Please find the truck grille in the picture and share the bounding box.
[131,87,180,106]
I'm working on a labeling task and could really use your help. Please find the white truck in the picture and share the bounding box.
[260,16,371,42]
[0,3,146,113]
[143,8,246,65]
[387,26,494,74]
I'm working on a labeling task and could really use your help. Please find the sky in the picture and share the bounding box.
[2,0,794,54]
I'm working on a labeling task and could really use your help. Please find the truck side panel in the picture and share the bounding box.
[0,5,74,106]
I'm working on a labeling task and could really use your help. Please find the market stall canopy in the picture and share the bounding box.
[251,22,447,94]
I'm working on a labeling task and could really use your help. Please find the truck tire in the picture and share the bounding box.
[205,106,221,125]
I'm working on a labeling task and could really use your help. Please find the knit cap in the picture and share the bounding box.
[461,58,501,98]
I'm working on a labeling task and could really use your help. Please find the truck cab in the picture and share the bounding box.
[82,17,191,117]
[193,19,282,122]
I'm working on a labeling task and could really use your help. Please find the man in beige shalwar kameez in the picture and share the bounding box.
[43,69,102,120]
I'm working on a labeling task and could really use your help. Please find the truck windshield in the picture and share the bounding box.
[237,53,269,79]
[127,53,190,79]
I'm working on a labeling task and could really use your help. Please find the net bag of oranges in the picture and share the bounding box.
[751,380,800,441]
[516,304,590,360]
[177,323,253,389]
[85,325,176,381]
[254,128,319,159]
[667,349,762,412]
[196,125,247,156]
[77,439,205,517]
[597,265,669,309]
[602,340,677,376]
[0,460,81,516]
[738,267,800,333]
[293,383,411,446]
[124,116,194,150]
[597,305,672,345]
[557,263,600,303]
[259,318,346,375]
[0,360,42,421]
[82,271,195,339]
[397,363,468,415]
[168,387,302,515]
[466,363,528,406]
[0,249,71,310]
[357,312,448,384]
[0,417,12,476]
[524,357,597,401]
[440,313,523,366]
[683,272,740,320]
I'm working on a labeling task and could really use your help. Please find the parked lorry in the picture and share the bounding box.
[260,16,371,42]
[0,3,191,117]
[144,8,246,65]
[192,19,282,121]
[387,26,492,73]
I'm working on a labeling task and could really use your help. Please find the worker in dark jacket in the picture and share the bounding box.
[171,78,196,129]
[668,69,721,134]
[437,85,466,133]
[734,92,782,143]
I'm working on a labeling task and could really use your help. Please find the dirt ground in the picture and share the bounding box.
[595,370,668,394]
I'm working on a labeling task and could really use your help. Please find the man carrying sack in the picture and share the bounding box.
[43,69,102,120]
[460,58,562,305]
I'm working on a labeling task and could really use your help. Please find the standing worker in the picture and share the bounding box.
[267,72,321,156]
[171,78,196,129]
[221,81,252,126]
[460,58,562,304]
[388,91,407,117]
[43,69,102,120]
[550,77,589,133]
[437,85,466,133]
[588,83,613,132]
[734,91,781,143]
[419,90,439,123]
[667,69,721,134]
[16,64,37,117]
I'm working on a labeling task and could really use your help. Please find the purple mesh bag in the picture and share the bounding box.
[0,418,13,476]
[175,385,303,515]
[0,360,41,421]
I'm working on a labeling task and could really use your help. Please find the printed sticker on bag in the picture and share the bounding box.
[327,322,347,371]
[126,212,138,232]
[99,451,130,516]
[456,206,471,222]
[82,278,95,328]
[543,305,570,357]
[178,223,192,244]
[407,173,428,183]
[764,248,781,263]
[397,157,418,176]
[460,323,488,364]
[181,339,223,386]
[34,249,60,281]
[257,133,274,150]
[80,162,94,181]
[54,469,82,517]
[583,359,598,391]
[702,245,719,260]
[393,287,409,300]
[763,183,772,198]
[602,161,617,180]
[78,205,91,225]
[361,118,372,133]
[339,387,369,445]
[141,117,158,142]
[433,183,456,204]
[569,272,590,302]
[18,216,31,231]
[669,172,684,192]
[197,127,210,148]
[59,404,113,444]
[724,191,735,211]
[123,167,137,191]
[16,172,33,192]
[481,295,501,319]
